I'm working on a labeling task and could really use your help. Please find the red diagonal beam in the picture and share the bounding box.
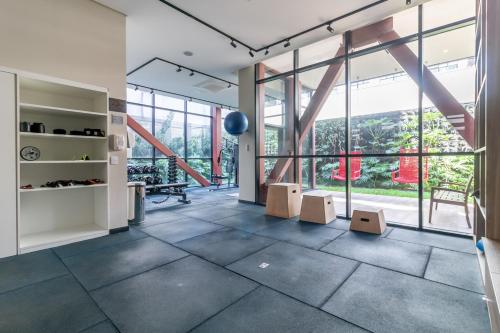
[127,115,211,187]
[351,17,394,49]
[379,31,474,146]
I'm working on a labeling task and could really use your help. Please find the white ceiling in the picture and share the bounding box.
[95,0,432,106]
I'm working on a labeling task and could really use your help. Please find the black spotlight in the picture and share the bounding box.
[134,85,138,91]
[189,70,194,77]
[150,89,154,94]
[230,40,237,48]
[265,48,270,56]
[249,49,254,57]
[176,66,182,72]
[327,24,334,33]
[227,83,231,88]
[284,40,291,48]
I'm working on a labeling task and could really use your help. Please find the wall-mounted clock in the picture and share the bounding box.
[20,146,40,161]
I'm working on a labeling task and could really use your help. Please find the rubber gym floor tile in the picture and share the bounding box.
[192,286,368,333]
[175,228,276,266]
[215,212,289,233]
[62,237,188,290]
[0,275,105,333]
[179,206,244,221]
[135,213,192,229]
[0,250,68,294]
[321,231,431,276]
[322,264,490,333]
[91,256,258,333]
[53,228,148,258]
[141,218,224,243]
[424,248,484,293]
[255,220,345,250]
[81,320,118,333]
[387,227,476,254]
[218,201,267,213]
[227,242,358,307]
[324,219,352,231]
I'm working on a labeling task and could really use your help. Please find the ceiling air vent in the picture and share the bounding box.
[193,79,227,93]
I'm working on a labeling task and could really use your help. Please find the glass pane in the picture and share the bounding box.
[298,63,346,155]
[258,76,294,156]
[423,0,475,31]
[351,6,418,53]
[187,101,212,116]
[155,109,185,157]
[257,157,296,204]
[127,104,153,158]
[127,87,153,105]
[154,159,187,185]
[350,156,419,226]
[187,159,212,186]
[350,43,419,154]
[221,108,232,118]
[262,51,294,78]
[299,35,344,68]
[423,155,474,235]
[127,158,153,182]
[155,93,184,111]
[301,157,346,217]
[423,25,475,152]
[218,137,239,186]
[187,114,211,158]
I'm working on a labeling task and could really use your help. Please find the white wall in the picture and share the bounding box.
[0,0,128,230]
[238,66,256,202]
[0,0,126,99]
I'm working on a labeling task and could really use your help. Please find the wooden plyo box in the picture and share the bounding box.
[350,209,386,234]
[266,183,301,218]
[300,190,336,224]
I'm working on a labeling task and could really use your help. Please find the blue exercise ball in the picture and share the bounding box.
[224,111,248,136]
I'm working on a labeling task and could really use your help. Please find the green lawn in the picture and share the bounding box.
[316,185,431,199]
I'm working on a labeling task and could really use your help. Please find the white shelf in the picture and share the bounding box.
[20,103,106,118]
[20,160,108,164]
[20,183,107,193]
[20,132,107,140]
[19,224,108,254]
[16,73,110,255]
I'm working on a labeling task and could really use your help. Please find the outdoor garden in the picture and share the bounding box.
[265,104,474,199]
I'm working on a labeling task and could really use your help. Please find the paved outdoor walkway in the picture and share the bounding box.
[329,192,473,235]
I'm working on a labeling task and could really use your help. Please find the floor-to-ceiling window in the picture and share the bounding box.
[127,88,218,187]
[256,0,475,235]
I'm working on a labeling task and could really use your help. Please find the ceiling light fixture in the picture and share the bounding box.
[189,70,194,76]
[156,1,389,60]
[327,24,334,33]
[176,66,182,72]
[284,40,291,48]
[265,48,270,56]
[227,83,232,88]
[150,89,154,94]
[406,0,412,5]
[249,49,254,57]
[134,85,139,91]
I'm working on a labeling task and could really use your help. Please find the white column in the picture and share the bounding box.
[0,71,17,258]
[238,66,256,202]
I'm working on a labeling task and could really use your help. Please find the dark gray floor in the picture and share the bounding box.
[0,188,490,332]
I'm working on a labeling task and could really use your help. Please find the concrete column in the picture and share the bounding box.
[238,65,256,202]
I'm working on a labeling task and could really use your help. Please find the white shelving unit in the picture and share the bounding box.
[17,74,110,253]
